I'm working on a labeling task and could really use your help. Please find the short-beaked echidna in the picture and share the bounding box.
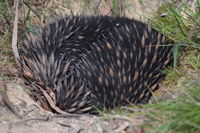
[19,16,174,113]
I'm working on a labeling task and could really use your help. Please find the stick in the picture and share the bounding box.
[12,0,20,64]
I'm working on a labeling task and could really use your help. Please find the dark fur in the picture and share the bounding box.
[20,16,173,113]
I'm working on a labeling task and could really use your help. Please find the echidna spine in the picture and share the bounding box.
[19,16,174,113]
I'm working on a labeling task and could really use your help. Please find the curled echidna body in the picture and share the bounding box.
[19,16,174,113]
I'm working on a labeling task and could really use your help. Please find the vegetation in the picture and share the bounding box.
[0,1,15,80]
[141,1,200,132]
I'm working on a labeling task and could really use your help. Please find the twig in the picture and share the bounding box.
[12,117,50,125]
[23,1,41,19]
[51,113,78,118]
[36,84,72,115]
[12,0,20,64]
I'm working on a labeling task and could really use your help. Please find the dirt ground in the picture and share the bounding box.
[0,0,163,132]
[0,81,147,133]
[0,78,148,133]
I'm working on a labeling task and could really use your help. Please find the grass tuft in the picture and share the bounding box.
[143,78,200,133]
[139,1,200,132]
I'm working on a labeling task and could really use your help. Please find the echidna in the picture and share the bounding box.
[19,15,174,113]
